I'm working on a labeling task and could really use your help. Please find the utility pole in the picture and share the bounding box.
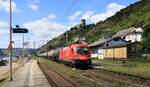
[9,0,13,81]
[28,41,30,60]
[47,40,48,58]
[34,42,36,53]
[66,31,68,45]
[65,25,71,45]
[22,33,24,66]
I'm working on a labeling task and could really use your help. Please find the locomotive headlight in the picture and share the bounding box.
[75,56,78,59]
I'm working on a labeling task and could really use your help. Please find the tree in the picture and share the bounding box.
[143,24,150,53]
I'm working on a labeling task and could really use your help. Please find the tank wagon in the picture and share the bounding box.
[48,48,60,61]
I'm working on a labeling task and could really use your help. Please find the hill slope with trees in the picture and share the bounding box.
[40,0,150,52]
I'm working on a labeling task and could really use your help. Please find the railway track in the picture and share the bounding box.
[37,59,150,87]
[37,61,77,87]
[91,65,150,87]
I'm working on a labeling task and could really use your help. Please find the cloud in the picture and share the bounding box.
[69,11,82,21]
[28,0,39,11]
[23,15,67,40]
[29,0,39,4]
[107,3,125,12]
[0,0,18,12]
[81,3,125,23]
[0,21,9,48]
[0,21,9,30]
[29,4,39,11]
[81,10,94,20]
[48,14,56,19]
[0,21,9,36]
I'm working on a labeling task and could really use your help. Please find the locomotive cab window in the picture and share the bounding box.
[77,47,89,54]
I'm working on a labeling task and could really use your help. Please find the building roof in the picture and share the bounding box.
[102,42,142,49]
[113,27,143,38]
[88,38,110,47]
[88,37,126,47]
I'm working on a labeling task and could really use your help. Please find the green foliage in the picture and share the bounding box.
[113,80,125,87]
[143,24,150,47]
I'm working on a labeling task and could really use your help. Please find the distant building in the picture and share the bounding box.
[88,37,143,59]
[70,19,95,30]
[113,27,143,42]
[74,19,86,29]
[89,37,128,59]
[81,19,86,27]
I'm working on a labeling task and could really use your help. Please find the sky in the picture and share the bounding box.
[0,0,139,48]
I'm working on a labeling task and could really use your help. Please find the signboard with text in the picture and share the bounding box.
[13,28,28,33]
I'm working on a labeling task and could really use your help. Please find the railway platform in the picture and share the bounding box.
[0,60,51,87]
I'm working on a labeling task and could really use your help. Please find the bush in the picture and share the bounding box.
[0,60,7,66]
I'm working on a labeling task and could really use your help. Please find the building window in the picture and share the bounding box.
[114,38,119,41]
[106,43,109,46]
[128,40,131,42]
[93,49,98,54]
[122,36,126,39]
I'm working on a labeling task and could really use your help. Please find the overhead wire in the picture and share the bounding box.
[55,0,62,15]
[58,0,79,23]
[43,0,79,47]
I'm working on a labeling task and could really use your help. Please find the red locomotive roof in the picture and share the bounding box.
[70,44,88,48]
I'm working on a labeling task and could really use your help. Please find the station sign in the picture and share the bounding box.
[13,28,28,33]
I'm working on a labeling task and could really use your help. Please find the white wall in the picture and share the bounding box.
[123,33,142,42]
[98,49,104,59]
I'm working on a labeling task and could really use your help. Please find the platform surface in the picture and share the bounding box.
[0,60,51,87]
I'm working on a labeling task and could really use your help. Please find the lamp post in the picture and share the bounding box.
[22,33,24,66]
[8,0,13,81]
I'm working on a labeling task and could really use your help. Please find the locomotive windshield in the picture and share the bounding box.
[77,47,89,54]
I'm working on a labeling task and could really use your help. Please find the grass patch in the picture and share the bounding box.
[0,63,21,84]
[113,80,126,87]
[92,59,150,78]
[0,77,7,83]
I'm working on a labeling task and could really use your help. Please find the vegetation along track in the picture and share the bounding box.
[37,61,77,87]
[91,65,150,87]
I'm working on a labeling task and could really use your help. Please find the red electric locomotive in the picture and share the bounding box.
[59,44,91,66]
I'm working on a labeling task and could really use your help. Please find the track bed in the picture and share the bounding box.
[38,61,77,87]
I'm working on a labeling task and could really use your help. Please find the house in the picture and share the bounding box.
[88,37,128,59]
[102,42,143,59]
[113,27,143,42]
[88,37,143,59]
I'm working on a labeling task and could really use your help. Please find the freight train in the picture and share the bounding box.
[39,43,91,67]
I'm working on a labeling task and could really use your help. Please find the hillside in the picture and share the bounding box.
[40,0,150,51]
[0,49,6,57]
[0,48,35,57]
[0,48,23,57]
